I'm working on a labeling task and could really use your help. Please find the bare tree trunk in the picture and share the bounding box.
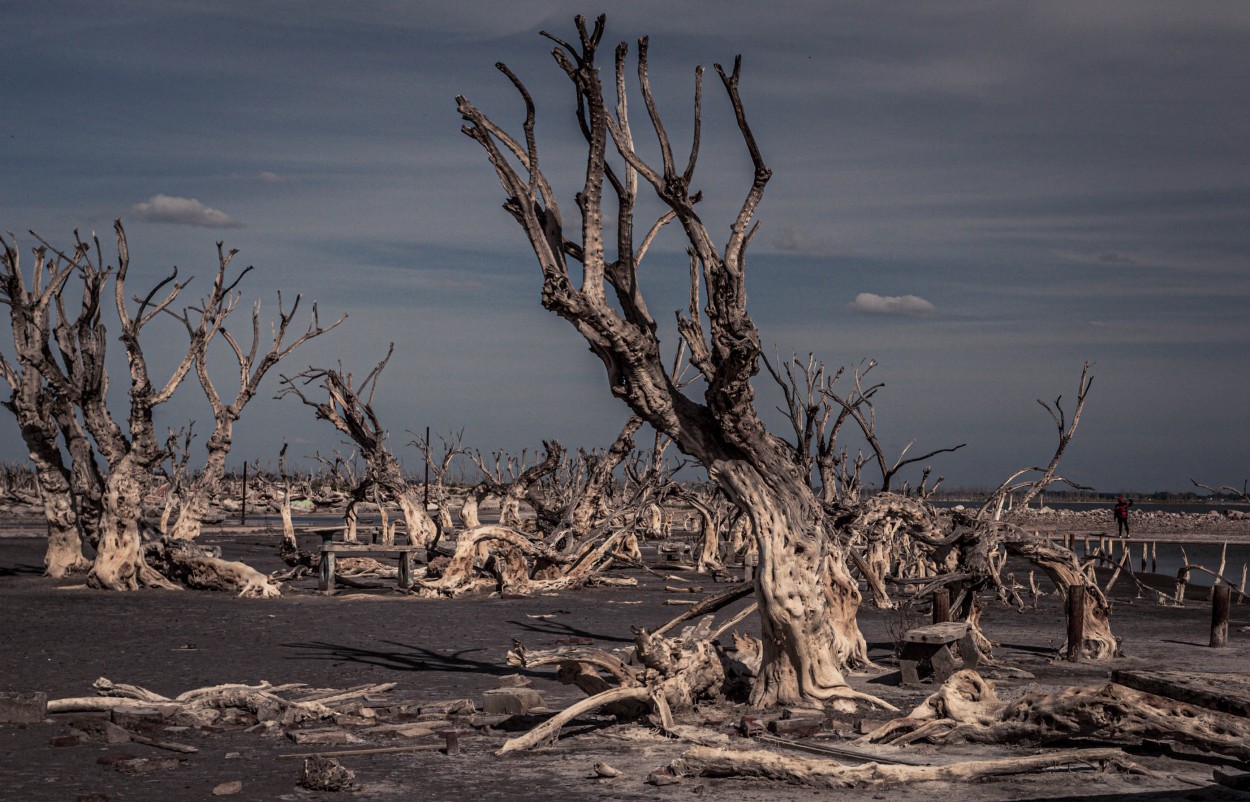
[715,460,871,708]
[90,453,175,590]
[458,491,482,529]
[168,438,229,540]
[33,452,89,578]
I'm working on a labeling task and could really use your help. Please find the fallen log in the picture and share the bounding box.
[668,744,1140,787]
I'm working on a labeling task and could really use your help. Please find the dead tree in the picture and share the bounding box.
[1191,478,1250,506]
[532,415,643,551]
[166,243,341,540]
[0,234,93,576]
[278,346,438,555]
[410,429,467,532]
[673,481,733,573]
[465,441,565,530]
[980,363,1093,519]
[5,223,298,593]
[18,224,205,590]
[460,15,886,708]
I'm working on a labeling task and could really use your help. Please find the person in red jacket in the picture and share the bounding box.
[1114,496,1133,537]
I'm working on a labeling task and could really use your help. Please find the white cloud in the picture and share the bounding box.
[257,171,290,184]
[848,292,936,317]
[130,194,243,228]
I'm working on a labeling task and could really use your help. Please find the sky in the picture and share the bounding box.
[1,1,1247,493]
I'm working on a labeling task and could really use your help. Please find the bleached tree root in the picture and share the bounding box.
[417,524,636,598]
[145,539,281,598]
[498,686,652,755]
[49,678,395,726]
[667,745,1141,787]
[856,669,1003,745]
[863,670,1250,763]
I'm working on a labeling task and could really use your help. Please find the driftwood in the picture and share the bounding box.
[416,524,636,598]
[861,669,1250,763]
[49,678,398,731]
[144,538,282,598]
[667,744,1140,787]
[498,591,895,755]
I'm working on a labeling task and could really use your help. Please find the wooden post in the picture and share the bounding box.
[319,550,336,593]
[240,462,248,526]
[931,587,951,624]
[1140,542,1147,573]
[1066,584,1086,662]
[399,551,414,590]
[1211,584,1231,648]
[423,425,430,512]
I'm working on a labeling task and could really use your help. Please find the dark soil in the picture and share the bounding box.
[4,519,1250,802]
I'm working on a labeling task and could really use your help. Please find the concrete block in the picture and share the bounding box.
[481,688,545,716]
[0,691,47,724]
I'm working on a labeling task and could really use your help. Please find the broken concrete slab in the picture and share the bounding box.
[0,691,47,724]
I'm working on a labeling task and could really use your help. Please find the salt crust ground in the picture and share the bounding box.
[3,511,1250,802]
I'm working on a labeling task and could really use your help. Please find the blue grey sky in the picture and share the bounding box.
[2,1,1247,492]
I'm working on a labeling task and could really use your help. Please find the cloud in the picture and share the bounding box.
[848,292,936,317]
[257,171,290,184]
[1055,249,1139,266]
[773,227,831,255]
[130,194,243,228]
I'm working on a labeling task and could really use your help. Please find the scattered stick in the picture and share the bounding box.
[278,744,445,760]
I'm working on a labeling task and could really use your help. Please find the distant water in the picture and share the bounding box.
[1069,539,1250,589]
[933,500,1246,515]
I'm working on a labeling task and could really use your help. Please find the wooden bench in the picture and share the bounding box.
[898,621,979,686]
[316,530,423,593]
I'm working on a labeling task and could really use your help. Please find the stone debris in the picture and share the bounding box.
[481,687,545,715]
[211,780,244,796]
[299,755,356,791]
[593,761,621,778]
[113,756,182,775]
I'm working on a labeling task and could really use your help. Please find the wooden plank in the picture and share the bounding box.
[1111,670,1250,719]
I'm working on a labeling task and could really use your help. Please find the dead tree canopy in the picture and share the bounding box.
[1,222,326,595]
[460,15,887,709]
[279,346,438,555]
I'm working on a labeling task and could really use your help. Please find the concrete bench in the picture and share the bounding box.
[898,621,978,686]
